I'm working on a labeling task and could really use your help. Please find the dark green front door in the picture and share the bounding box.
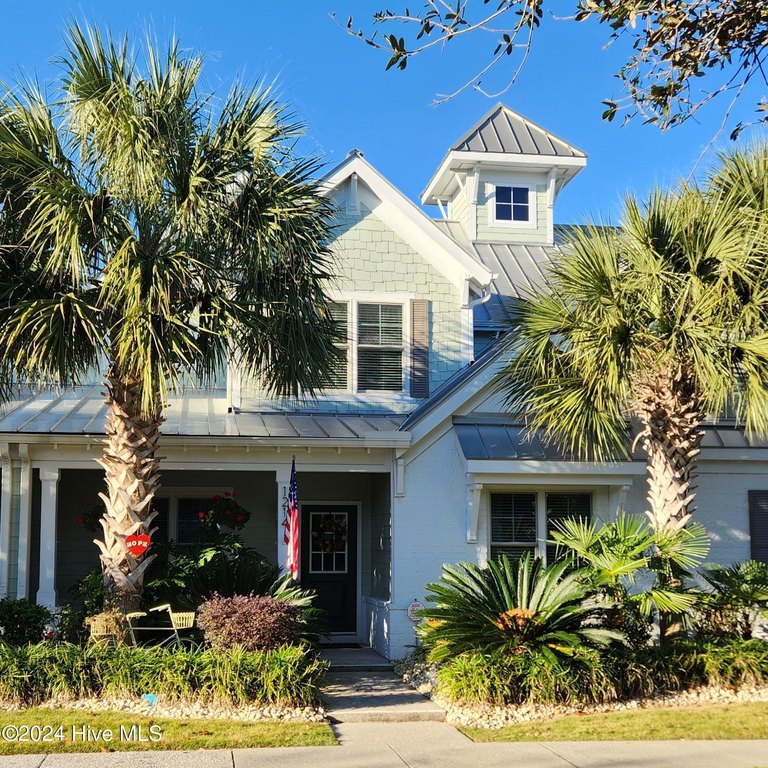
[300,504,357,633]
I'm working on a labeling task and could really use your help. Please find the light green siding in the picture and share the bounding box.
[448,183,470,235]
[476,172,550,245]
[242,204,463,413]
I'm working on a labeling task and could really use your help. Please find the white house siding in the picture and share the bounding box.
[390,427,484,657]
[241,204,463,413]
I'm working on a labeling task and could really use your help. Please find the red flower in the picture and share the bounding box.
[224,510,232,517]
[212,494,221,501]
[197,511,207,520]
[75,515,85,525]
[235,514,245,523]
[224,491,231,497]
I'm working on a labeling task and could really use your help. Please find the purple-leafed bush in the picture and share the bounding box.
[197,593,304,651]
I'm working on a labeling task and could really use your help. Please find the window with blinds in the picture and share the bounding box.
[749,491,768,564]
[357,303,403,392]
[490,491,592,564]
[546,493,592,563]
[326,301,349,389]
[490,493,537,562]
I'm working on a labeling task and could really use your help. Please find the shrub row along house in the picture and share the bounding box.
[0,104,766,659]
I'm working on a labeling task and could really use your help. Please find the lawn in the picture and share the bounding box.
[462,702,768,742]
[0,708,337,754]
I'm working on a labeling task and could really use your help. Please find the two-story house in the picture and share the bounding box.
[0,104,766,659]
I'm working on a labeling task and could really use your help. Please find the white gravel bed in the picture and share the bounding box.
[1,696,326,723]
[393,654,768,729]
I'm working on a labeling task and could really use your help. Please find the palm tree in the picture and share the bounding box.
[498,144,768,534]
[0,25,339,610]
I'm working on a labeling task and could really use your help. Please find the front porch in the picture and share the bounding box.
[0,442,396,657]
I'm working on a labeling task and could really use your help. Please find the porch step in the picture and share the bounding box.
[319,646,394,672]
[321,670,446,723]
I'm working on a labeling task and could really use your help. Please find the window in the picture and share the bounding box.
[492,185,534,226]
[326,301,349,389]
[151,494,227,546]
[357,303,403,392]
[309,510,349,573]
[749,491,768,564]
[322,300,409,395]
[490,491,591,564]
[490,493,536,562]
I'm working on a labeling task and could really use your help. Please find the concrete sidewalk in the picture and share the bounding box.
[1,722,767,768]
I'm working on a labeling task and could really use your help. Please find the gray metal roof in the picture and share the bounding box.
[454,418,565,460]
[454,418,765,462]
[0,387,406,441]
[473,241,557,299]
[451,104,586,158]
[432,219,472,251]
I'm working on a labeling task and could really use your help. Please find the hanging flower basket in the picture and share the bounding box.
[198,492,251,530]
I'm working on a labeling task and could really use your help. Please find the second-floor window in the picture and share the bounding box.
[325,300,405,394]
[358,303,403,392]
[493,185,533,225]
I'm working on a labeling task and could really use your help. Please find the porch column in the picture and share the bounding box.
[15,445,32,599]
[0,443,12,597]
[37,468,59,608]
[275,466,291,571]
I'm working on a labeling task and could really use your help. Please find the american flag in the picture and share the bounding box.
[283,457,300,579]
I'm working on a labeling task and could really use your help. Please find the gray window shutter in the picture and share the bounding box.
[749,491,768,564]
[410,299,429,398]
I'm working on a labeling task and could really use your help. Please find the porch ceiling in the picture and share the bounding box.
[0,386,410,447]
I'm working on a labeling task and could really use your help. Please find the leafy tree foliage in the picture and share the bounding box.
[340,0,768,136]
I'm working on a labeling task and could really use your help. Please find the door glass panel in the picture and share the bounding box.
[310,511,349,573]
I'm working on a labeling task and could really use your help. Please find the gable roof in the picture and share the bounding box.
[321,151,492,291]
[451,103,587,158]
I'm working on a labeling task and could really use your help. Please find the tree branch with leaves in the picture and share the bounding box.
[338,0,768,137]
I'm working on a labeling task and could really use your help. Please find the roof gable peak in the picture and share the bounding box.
[450,103,586,159]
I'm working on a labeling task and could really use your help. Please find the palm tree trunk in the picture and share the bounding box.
[632,365,704,533]
[632,365,704,645]
[94,369,162,613]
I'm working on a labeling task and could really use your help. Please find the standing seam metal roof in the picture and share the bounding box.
[451,104,587,158]
[0,387,406,439]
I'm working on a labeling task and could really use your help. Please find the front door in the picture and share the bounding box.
[300,504,358,633]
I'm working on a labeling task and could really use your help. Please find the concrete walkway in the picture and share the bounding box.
[2,722,767,767]
[319,645,445,723]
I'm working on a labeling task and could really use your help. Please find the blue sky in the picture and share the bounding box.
[1,1,764,224]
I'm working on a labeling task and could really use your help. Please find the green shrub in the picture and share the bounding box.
[418,554,624,663]
[144,535,318,615]
[197,594,305,651]
[437,646,617,706]
[0,642,326,706]
[695,561,768,640]
[550,513,710,645]
[0,599,51,646]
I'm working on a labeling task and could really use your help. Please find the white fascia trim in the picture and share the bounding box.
[5,433,411,450]
[422,151,587,205]
[322,155,491,291]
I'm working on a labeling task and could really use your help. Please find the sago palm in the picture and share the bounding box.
[418,554,624,663]
[0,25,339,609]
[498,145,768,533]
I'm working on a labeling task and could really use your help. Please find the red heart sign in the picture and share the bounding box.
[125,534,151,557]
